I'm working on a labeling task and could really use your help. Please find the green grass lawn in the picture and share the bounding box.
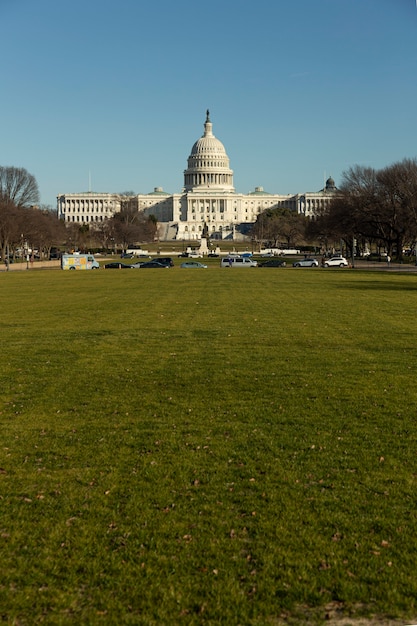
[1,267,417,625]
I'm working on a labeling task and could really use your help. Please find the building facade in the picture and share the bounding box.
[294,177,339,219]
[57,111,338,240]
[57,192,121,225]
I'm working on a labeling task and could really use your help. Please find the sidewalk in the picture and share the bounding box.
[2,260,61,271]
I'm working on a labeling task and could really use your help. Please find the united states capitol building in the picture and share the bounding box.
[57,111,339,241]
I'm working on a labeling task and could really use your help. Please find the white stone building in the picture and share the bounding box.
[57,111,338,239]
[293,177,339,219]
[57,192,121,225]
[139,111,297,240]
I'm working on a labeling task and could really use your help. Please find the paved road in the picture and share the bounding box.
[350,260,417,272]
[2,259,417,272]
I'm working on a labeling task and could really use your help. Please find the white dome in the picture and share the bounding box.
[183,111,234,193]
[190,132,227,157]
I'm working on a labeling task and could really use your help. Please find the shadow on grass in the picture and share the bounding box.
[336,279,417,292]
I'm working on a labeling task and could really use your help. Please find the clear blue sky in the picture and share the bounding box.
[1,0,417,208]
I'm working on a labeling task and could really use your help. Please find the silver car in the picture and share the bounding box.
[293,258,319,268]
[180,261,207,268]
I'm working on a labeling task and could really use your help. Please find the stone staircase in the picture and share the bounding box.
[160,222,179,241]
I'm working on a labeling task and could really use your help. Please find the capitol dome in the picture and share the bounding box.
[184,110,234,192]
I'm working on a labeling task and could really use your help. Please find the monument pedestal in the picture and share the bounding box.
[199,237,208,256]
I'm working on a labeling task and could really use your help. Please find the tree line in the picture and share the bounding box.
[0,167,158,259]
[307,158,417,260]
[0,165,63,261]
[3,158,417,260]
[250,206,307,250]
[250,158,417,260]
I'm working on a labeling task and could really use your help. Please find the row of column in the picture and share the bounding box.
[185,172,233,186]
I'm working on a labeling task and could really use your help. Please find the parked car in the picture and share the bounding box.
[293,258,319,268]
[180,261,207,268]
[220,257,257,267]
[120,252,134,259]
[208,252,219,258]
[323,256,349,267]
[138,261,171,269]
[104,262,134,269]
[154,257,174,267]
[259,259,286,268]
[178,252,202,259]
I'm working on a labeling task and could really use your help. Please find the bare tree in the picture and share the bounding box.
[277,211,306,249]
[0,204,23,261]
[314,160,417,260]
[25,207,67,259]
[0,166,40,261]
[251,207,306,249]
[376,159,417,259]
[95,220,115,253]
[108,205,158,251]
[0,166,39,208]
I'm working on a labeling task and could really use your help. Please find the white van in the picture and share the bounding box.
[61,253,100,270]
[220,256,257,268]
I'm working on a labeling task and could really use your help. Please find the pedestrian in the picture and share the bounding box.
[387,255,391,267]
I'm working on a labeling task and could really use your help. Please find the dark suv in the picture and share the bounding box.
[156,257,174,267]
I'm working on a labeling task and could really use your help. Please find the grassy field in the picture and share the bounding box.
[1,266,417,625]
